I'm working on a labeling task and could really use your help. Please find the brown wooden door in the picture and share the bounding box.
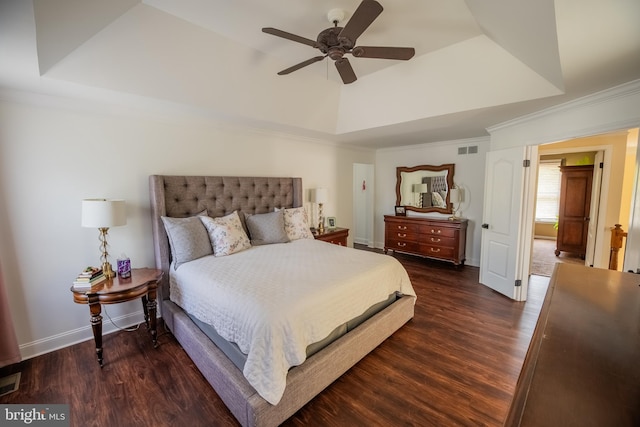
[555,165,593,257]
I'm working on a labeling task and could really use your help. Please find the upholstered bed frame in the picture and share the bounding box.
[149,175,415,427]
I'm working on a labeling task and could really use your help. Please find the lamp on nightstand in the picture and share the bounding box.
[81,199,126,279]
[311,188,328,233]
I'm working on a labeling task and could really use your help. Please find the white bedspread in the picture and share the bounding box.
[169,239,415,405]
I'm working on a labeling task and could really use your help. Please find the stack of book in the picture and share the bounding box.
[73,267,106,289]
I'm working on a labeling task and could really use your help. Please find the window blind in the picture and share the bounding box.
[536,160,562,222]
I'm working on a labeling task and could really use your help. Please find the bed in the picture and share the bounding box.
[149,175,416,427]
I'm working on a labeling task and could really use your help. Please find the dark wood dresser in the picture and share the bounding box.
[505,263,640,426]
[384,215,467,265]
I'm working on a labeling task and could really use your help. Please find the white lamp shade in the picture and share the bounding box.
[311,188,328,204]
[412,183,429,193]
[449,188,461,203]
[81,199,126,228]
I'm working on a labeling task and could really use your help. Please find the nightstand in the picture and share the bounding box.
[313,227,349,246]
[70,268,163,367]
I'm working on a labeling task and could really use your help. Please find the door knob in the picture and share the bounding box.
[482,223,489,229]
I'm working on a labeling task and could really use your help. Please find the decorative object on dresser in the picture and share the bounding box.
[396,164,455,214]
[395,205,406,216]
[81,199,126,279]
[555,165,593,258]
[314,227,349,246]
[384,215,467,265]
[448,185,464,220]
[310,187,328,233]
[326,216,336,229]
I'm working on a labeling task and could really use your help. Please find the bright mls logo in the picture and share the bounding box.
[1,405,69,426]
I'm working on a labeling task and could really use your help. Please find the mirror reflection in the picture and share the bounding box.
[396,164,455,214]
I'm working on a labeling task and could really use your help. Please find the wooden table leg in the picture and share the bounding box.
[88,295,103,367]
[141,295,149,329]
[147,288,158,348]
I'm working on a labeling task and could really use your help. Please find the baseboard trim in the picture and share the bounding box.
[18,311,146,361]
[534,236,557,240]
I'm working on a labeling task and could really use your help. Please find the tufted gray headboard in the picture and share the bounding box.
[149,175,303,302]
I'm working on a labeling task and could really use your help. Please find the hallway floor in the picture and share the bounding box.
[531,238,585,277]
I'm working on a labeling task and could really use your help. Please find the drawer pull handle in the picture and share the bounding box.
[430,248,441,253]
[397,233,407,238]
[430,229,441,234]
[431,237,441,242]
[397,242,406,247]
[397,226,407,230]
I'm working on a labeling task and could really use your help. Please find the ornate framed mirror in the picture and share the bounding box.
[395,164,455,214]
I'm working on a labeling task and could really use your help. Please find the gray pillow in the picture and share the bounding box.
[245,210,289,246]
[161,214,213,269]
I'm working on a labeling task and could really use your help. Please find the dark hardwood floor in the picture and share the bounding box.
[0,250,548,427]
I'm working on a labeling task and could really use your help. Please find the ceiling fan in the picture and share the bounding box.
[262,0,415,84]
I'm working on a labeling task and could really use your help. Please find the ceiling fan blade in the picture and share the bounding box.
[339,0,383,44]
[335,58,357,84]
[262,27,318,48]
[277,56,325,75]
[352,46,415,60]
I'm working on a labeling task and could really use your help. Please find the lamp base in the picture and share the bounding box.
[102,261,116,279]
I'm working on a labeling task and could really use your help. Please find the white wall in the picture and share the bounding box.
[374,137,490,267]
[0,91,374,360]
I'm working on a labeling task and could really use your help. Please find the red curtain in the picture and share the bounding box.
[0,262,20,367]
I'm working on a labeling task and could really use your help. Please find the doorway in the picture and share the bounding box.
[353,163,374,247]
[530,130,637,277]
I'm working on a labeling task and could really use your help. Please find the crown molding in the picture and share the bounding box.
[487,79,640,134]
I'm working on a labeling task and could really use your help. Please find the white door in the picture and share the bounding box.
[585,151,604,267]
[480,146,532,300]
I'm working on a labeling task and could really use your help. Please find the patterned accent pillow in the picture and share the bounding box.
[200,211,251,256]
[432,191,446,208]
[161,213,212,269]
[245,210,289,246]
[282,207,314,240]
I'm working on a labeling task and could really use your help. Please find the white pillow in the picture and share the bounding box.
[282,207,314,240]
[200,211,251,257]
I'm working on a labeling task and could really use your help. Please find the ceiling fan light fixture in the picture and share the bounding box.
[327,9,345,25]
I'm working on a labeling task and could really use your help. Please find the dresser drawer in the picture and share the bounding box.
[419,224,457,238]
[419,244,455,259]
[423,235,456,247]
[387,221,421,234]
[386,239,420,253]
[387,229,421,243]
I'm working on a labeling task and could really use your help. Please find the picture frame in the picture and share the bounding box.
[395,205,406,216]
[327,217,337,229]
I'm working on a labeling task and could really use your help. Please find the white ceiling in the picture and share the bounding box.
[3,0,640,148]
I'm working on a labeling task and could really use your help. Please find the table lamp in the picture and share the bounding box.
[449,187,464,220]
[81,199,126,279]
[412,183,429,207]
[311,188,328,233]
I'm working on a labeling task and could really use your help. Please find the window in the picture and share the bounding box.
[536,160,562,222]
